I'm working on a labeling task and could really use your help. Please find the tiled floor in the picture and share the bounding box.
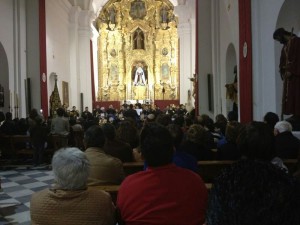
[0,167,54,225]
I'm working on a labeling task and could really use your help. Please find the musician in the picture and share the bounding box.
[70,106,79,119]
[273,28,300,117]
[82,107,93,120]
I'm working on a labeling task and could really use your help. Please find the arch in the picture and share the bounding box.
[225,43,237,115]
[0,42,9,111]
[274,0,300,117]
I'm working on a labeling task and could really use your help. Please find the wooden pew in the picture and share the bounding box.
[89,185,120,204]
[197,160,234,183]
[0,134,61,164]
[123,162,144,176]
[90,183,212,204]
[283,159,298,174]
[122,161,234,183]
[0,134,13,158]
[9,135,33,160]
[123,160,298,183]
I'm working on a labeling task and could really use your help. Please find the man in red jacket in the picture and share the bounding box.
[117,123,208,225]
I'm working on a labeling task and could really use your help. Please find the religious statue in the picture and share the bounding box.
[160,6,168,23]
[108,8,116,24]
[133,28,144,49]
[225,65,238,113]
[273,28,300,118]
[107,7,116,30]
[186,89,194,113]
[134,66,146,85]
[188,73,197,99]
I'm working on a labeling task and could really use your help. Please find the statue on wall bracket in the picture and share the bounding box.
[133,28,145,49]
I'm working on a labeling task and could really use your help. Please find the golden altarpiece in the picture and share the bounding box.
[96,0,179,103]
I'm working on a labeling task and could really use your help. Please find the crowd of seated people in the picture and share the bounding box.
[28,108,300,224]
[1,104,300,167]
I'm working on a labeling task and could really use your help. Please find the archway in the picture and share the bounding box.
[225,43,237,116]
[0,42,9,112]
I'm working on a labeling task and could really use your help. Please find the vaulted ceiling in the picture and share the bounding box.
[68,0,180,16]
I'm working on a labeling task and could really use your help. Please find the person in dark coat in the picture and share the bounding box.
[102,123,133,162]
[274,121,300,159]
[30,117,48,166]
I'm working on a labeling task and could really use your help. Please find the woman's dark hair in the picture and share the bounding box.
[263,112,279,130]
[237,121,275,160]
[56,108,65,117]
[140,123,173,167]
[84,125,106,148]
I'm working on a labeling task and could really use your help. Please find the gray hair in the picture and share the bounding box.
[52,147,90,190]
[274,121,293,133]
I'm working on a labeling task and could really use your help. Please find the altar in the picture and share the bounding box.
[123,99,152,105]
[95,0,179,104]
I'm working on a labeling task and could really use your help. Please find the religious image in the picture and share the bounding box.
[130,0,146,20]
[161,63,169,80]
[132,65,147,86]
[110,64,119,81]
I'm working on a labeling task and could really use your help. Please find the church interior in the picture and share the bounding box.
[0,0,299,121]
[1,0,300,224]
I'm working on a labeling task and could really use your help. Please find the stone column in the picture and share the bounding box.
[77,10,95,110]
[69,6,80,109]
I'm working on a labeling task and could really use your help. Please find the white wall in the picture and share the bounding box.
[175,0,196,106]
[0,0,27,117]
[0,1,14,114]
[46,0,95,113]
[77,10,94,110]
[46,0,72,109]
[218,0,239,117]
[197,0,238,118]
[251,0,284,120]
[197,0,213,117]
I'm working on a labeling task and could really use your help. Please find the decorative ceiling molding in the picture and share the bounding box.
[69,0,178,15]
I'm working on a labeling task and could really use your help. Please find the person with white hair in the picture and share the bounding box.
[30,147,116,225]
[274,121,300,159]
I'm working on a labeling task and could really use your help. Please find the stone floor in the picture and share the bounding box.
[0,166,53,225]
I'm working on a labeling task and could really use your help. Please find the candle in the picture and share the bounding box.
[16,93,19,107]
[10,90,12,107]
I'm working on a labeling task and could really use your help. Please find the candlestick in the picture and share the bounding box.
[16,93,19,107]
[9,90,12,112]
